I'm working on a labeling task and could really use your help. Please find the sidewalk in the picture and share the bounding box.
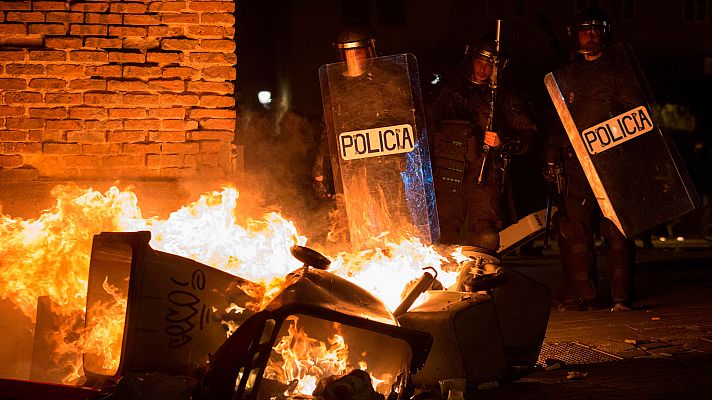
[481,238,712,399]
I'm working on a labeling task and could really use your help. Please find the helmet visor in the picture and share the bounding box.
[570,18,609,54]
[337,44,376,62]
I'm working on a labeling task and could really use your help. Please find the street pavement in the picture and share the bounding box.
[478,237,712,399]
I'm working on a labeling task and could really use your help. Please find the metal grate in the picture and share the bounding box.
[537,342,623,367]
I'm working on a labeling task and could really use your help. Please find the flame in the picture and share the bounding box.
[263,316,396,396]
[81,278,127,372]
[265,316,349,395]
[0,185,141,320]
[0,184,463,387]
[122,187,308,288]
[328,238,459,310]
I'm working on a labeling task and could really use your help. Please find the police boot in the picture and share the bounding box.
[559,242,599,311]
[607,240,635,312]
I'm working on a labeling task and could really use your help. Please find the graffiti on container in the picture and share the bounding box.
[165,269,209,348]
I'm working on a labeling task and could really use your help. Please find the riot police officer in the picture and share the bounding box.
[544,8,637,311]
[312,21,378,199]
[316,21,425,247]
[428,35,537,254]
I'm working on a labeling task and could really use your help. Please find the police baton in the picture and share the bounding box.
[478,19,502,185]
[477,144,490,184]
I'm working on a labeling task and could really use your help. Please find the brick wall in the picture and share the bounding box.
[0,0,237,180]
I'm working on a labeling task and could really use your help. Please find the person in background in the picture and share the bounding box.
[311,21,379,200]
[543,7,637,312]
[427,34,537,261]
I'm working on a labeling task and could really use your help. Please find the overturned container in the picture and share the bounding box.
[203,246,433,400]
[83,231,261,384]
[398,262,550,392]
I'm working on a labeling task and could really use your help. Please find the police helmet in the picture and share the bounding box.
[334,20,377,60]
[463,35,507,86]
[568,7,611,54]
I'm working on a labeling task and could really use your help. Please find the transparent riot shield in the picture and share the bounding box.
[545,43,699,237]
[319,54,439,249]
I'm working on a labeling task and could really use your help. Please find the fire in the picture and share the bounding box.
[264,316,396,397]
[328,239,458,310]
[0,185,141,320]
[265,316,349,395]
[81,278,127,372]
[128,188,308,288]
[0,184,461,387]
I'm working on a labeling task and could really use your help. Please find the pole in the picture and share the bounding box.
[477,19,502,185]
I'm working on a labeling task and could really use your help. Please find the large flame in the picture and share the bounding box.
[0,185,141,320]
[0,184,461,387]
[264,316,350,395]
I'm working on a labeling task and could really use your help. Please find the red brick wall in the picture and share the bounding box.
[0,0,237,180]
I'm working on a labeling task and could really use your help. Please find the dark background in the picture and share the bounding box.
[235,0,711,225]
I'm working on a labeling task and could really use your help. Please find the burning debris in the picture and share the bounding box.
[313,369,385,400]
[203,245,433,400]
[0,185,550,399]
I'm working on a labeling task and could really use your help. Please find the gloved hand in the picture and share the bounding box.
[313,176,332,199]
[543,162,560,183]
[483,131,501,148]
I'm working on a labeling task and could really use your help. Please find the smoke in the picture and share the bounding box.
[103,105,338,250]
[234,106,337,250]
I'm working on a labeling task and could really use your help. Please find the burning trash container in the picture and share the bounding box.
[83,231,262,385]
[202,246,433,400]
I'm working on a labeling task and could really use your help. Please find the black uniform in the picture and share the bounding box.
[428,77,536,250]
[545,49,641,308]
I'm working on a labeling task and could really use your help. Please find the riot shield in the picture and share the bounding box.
[319,54,439,249]
[545,43,699,237]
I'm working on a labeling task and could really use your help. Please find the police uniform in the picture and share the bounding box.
[545,48,641,309]
[428,77,536,250]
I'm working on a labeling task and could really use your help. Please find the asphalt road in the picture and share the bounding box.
[477,238,712,399]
